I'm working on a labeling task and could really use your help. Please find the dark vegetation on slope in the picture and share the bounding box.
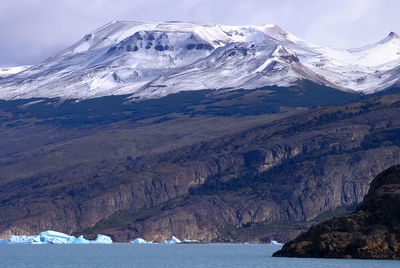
[0,81,361,129]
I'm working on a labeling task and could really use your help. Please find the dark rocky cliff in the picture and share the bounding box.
[86,94,400,242]
[273,164,400,259]
[1,85,400,242]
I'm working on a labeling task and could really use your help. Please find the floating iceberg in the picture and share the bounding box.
[72,235,90,244]
[6,231,113,244]
[270,240,283,245]
[183,239,199,243]
[8,235,42,244]
[91,234,113,244]
[39,230,77,244]
[131,238,152,244]
[163,236,181,244]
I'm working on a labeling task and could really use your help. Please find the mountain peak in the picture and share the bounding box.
[376,31,400,44]
[388,31,400,39]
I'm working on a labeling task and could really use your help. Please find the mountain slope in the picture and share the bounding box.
[1,88,400,242]
[0,21,400,100]
[83,93,400,242]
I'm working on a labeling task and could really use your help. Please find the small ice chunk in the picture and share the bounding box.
[270,240,283,245]
[183,239,199,243]
[131,238,152,244]
[163,236,181,244]
[91,234,113,244]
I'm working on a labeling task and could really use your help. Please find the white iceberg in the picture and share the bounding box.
[8,235,42,244]
[8,231,77,244]
[163,236,181,244]
[6,231,113,244]
[270,240,283,245]
[91,234,113,244]
[72,235,91,244]
[39,230,76,244]
[131,238,153,244]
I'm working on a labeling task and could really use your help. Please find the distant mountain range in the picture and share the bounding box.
[0,21,400,100]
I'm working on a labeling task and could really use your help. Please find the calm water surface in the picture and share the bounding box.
[0,244,399,268]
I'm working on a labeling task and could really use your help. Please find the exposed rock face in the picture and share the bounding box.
[1,87,400,242]
[79,94,400,242]
[273,164,400,259]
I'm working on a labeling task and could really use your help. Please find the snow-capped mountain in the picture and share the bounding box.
[0,66,31,78]
[0,21,399,100]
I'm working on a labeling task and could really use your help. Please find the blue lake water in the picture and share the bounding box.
[0,243,399,268]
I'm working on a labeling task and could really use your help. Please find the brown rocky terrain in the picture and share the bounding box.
[81,94,400,243]
[1,84,400,242]
[273,164,400,259]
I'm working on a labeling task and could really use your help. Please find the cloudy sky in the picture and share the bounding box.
[0,0,399,67]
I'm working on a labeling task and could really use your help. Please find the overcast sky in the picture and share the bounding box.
[0,0,399,67]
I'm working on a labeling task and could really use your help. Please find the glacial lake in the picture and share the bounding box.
[0,243,399,267]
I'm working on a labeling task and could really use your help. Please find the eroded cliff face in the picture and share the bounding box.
[273,164,400,259]
[84,146,399,243]
[1,94,400,242]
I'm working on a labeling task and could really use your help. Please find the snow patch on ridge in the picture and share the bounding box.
[0,66,31,78]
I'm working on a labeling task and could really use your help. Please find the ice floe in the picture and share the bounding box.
[131,238,153,244]
[183,239,199,243]
[163,236,182,244]
[39,230,77,244]
[89,234,113,244]
[4,231,113,244]
[72,235,91,244]
[8,234,42,244]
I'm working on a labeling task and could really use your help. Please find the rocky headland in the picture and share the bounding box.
[273,164,400,259]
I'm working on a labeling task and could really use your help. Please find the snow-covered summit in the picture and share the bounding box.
[0,21,399,100]
[53,21,289,59]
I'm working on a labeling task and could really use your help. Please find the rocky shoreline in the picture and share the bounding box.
[273,164,400,259]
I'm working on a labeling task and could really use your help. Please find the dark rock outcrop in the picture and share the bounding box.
[273,164,400,259]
